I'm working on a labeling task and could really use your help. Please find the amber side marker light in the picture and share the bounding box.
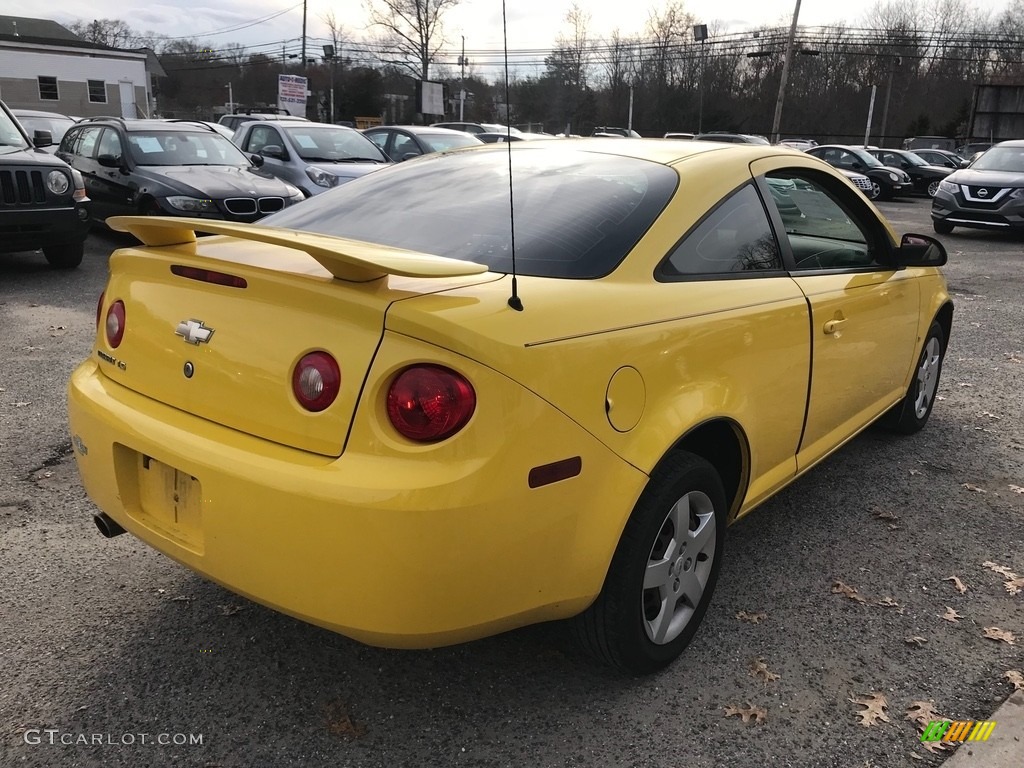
[528,457,583,488]
[171,265,248,288]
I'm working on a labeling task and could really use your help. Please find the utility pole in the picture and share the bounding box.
[864,85,877,146]
[459,35,467,121]
[771,0,803,143]
[301,0,308,71]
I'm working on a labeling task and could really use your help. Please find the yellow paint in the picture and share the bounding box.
[70,142,952,647]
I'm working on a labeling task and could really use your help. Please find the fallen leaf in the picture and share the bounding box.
[905,636,928,646]
[983,561,1019,579]
[326,700,367,738]
[874,596,901,609]
[1010,485,1024,494]
[961,483,986,493]
[909,752,924,760]
[219,604,245,616]
[871,508,899,522]
[944,576,968,594]
[1005,671,1024,690]
[170,596,192,602]
[735,611,767,624]
[832,580,867,603]
[749,657,780,683]
[723,704,767,724]
[905,701,941,728]
[1005,577,1024,596]
[980,411,1001,419]
[941,607,962,622]
[908,469,922,476]
[12,402,31,408]
[983,627,1016,645]
[850,692,890,727]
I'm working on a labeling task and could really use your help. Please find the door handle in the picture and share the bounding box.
[824,318,847,335]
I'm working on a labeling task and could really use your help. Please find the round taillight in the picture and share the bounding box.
[386,365,476,442]
[105,300,125,348]
[292,352,340,412]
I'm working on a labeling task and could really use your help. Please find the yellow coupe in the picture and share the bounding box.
[68,140,952,674]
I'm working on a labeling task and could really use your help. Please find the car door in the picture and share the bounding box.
[62,125,104,203]
[363,128,392,159]
[752,159,921,471]
[241,124,288,179]
[89,127,133,219]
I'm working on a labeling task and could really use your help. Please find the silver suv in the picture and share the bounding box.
[233,120,390,196]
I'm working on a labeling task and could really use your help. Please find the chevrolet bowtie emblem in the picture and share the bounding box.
[175,319,214,345]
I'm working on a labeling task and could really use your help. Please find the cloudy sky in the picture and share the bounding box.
[25,0,1011,73]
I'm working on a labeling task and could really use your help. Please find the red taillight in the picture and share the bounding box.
[292,352,340,412]
[95,291,105,328]
[386,365,476,442]
[105,300,125,348]
[171,265,247,288]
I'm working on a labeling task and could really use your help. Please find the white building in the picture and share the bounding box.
[0,15,163,118]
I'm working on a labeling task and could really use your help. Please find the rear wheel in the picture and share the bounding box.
[933,219,954,234]
[574,452,726,674]
[881,321,945,434]
[42,242,83,270]
[867,180,882,200]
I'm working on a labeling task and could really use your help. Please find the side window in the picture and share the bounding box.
[75,127,103,159]
[246,125,275,153]
[365,132,388,151]
[97,128,123,159]
[392,134,422,159]
[767,170,882,270]
[659,184,781,277]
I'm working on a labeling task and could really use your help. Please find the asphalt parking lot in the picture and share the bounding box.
[1,197,1022,768]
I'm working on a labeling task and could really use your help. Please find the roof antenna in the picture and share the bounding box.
[501,0,523,311]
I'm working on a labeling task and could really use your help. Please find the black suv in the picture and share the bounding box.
[0,99,90,269]
[57,117,304,225]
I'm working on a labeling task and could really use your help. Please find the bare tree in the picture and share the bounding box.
[364,0,460,80]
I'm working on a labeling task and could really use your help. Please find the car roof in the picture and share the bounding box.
[366,125,472,135]
[11,108,73,119]
[74,118,222,132]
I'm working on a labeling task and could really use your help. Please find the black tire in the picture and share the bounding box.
[42,242,84,270]
[877,181,894,201]
[933,219,954,234]
[574,451,727,674]
[880,321,946,434]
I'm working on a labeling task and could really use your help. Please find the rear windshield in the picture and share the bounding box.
[261,147,677,278]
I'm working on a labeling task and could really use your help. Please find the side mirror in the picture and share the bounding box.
[250,153,265,168]
[33,129,52,148]
[260,144,285,160]
[896,233,947,267]
[97,153,121,168]
[399,152,420,162]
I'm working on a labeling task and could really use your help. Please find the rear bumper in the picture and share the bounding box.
[68,359,647,648]
[0,204,89,252]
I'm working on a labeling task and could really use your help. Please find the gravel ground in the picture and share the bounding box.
[1,198,1021,768]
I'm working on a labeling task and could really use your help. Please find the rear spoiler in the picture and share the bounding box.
[107,216,488,282]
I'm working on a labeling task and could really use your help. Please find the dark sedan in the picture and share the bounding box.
[931,139,1024,234]
[57,118,305,224]
[362,125,483,162]
[868,148,952,197]
[912,148,969,170]
[805,145,913,200]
